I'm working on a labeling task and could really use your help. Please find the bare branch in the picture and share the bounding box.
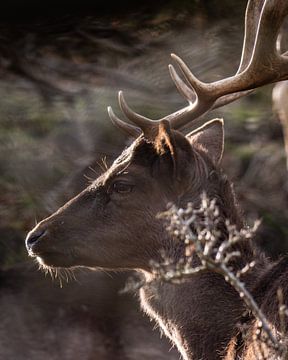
[153,193,285,355]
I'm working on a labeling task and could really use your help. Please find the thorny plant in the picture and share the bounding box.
[124,193,288,359]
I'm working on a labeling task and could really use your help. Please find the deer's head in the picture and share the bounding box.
[25,0,288,271]
[25,111,225,270]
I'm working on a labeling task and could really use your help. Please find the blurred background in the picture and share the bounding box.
[0,0,288,359]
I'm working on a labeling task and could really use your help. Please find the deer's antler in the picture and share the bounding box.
[108,0,288,136]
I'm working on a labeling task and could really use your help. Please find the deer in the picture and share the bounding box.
[25,0,288,359]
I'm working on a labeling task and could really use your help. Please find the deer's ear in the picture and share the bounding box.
[186,119,224,166]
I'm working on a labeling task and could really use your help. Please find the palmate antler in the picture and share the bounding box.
[108,0,288,137]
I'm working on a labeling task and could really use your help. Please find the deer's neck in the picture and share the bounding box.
[139,192,266,360]
[140,250,266,360]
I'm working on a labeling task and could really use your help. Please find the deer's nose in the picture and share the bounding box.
[25,228,46,251]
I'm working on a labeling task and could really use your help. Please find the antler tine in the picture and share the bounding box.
[165,55,216,130]
[168,64,196,103]
[118,91,156,132]
[250,0,288,80]
[107,106,141,138]
[237,0,265,73]
[107,91,158,138]
[170,53,211,101]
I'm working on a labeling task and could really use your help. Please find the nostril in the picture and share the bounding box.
[26,229,46,250]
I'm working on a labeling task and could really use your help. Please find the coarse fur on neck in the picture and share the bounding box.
[138,142,268,360]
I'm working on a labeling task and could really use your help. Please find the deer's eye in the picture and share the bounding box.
[112,181,134,194]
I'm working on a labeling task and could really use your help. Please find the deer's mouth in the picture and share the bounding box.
[31,249,76,268]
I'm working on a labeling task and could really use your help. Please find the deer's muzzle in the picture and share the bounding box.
[25,227,46,254]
